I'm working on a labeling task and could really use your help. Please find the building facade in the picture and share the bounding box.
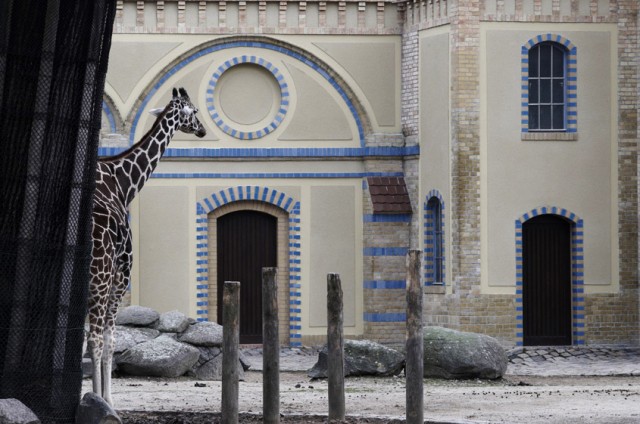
[101,0,639,347]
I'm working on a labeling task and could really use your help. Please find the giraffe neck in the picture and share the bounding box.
[112,106,180,206]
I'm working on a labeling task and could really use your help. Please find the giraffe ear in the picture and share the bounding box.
[172,88,179,98]
[149,108,164,117]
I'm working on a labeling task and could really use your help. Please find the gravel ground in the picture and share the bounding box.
[80,346,640,423]
[83,372,640,423]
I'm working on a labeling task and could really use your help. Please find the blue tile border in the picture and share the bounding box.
[521,34,577,134]
[363,247,408,256]
[128,38,367,147]
[514,206,584,346]
[150,172,404,179]
[364,280,406,289]
[98,145,420,159]
[363,312,406,322]
[195,185,302,346]
[102,100,117,133]
[205,55,289,140]
[363,214,412,223]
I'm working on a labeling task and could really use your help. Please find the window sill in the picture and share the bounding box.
[424,285,446,295]
[521,132,578,142]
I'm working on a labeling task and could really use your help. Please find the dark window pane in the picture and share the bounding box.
[528,105,539,130]
[529,46,539,77]
[540,79,551,103]
[553,105,565,129]
[553,79,564,103]
[540,44,551,77]
[553,45,565,77]
[540,105,552,129]
[529,79,539,103]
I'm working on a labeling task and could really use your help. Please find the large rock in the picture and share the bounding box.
[191,353,245,381]
[156,310,190,333]
[178,322,223,347]
[114,326,160,353]
[308,339,405,379]
[75,392,121,424]
[116,335,200,378]
[423,326,508,379]
[0,399,40,424]
[116,306,159,327]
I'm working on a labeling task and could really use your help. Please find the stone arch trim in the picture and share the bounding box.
[101,93,122,133]
[514,206,585,346]
[196,186,301,346]
[128,35,372,146]
[521,34,577,133]
[423,189,446,286]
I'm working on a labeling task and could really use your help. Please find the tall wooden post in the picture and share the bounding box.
[327,273,345,421]
[405,250,424,424]
[222,281,240,424]
[262,267,279,424]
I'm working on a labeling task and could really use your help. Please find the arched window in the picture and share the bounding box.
[528,41,567,131]
[425,196,444,285]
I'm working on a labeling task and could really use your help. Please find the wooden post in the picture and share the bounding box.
[405,250,424,424]
[327,273,345,421]
[262,267,280,424]
[222,281,240,424]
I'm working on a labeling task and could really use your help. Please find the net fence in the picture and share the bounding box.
[0,1,115,422]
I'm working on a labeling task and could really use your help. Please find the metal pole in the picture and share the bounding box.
[327,273,345,421]
[262,267,279,424]
[405,250,424,424]
[222,281,240,424]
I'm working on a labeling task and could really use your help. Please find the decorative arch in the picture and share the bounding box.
[101,93,122,134]
[521,34,577,133]
[128,35,372,146]
[423,189,446,286]
[195,186,302,346]
[514,206,584,346]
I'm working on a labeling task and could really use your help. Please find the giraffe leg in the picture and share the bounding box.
[88,224,115,402]
[102,231,132,407]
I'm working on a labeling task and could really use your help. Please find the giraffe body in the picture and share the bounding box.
[88,88,205,405]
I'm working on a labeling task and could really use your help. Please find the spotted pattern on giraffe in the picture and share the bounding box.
[87,88,206,406]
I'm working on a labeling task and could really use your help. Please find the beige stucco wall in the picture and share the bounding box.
[105,34,402,142]
[130,171,364,337]
[419,25,451,289]
[480,23,619,294]
[105,33,400,339]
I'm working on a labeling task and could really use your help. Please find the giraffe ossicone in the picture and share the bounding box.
[87,87,205,406]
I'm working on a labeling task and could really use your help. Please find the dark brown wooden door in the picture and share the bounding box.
[217,210,277,344]
[523,214,572,346]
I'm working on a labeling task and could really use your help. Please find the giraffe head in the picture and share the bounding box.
[151,87,206,138]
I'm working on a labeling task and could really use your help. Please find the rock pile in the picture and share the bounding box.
[85,305,249,380]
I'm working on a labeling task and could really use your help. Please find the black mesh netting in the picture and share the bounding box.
[0,1,116,422]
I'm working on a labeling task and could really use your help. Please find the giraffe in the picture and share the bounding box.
[88,87,206,405]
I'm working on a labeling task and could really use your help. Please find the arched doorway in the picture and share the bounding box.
[522,214,572,346]
[217,210,277,344]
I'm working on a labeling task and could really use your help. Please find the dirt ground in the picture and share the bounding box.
[82,371,640,423]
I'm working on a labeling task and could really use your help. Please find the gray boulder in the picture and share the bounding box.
[114,325,160,353]
[0,399,40,424]
[156,310,190,333]
[116,306,159,327]
[308,339,405,378]
[191,353,245,381]
[423,326,508,379]
[75,392,121,424]
[116,335,200,378]
[178,322,223,347]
